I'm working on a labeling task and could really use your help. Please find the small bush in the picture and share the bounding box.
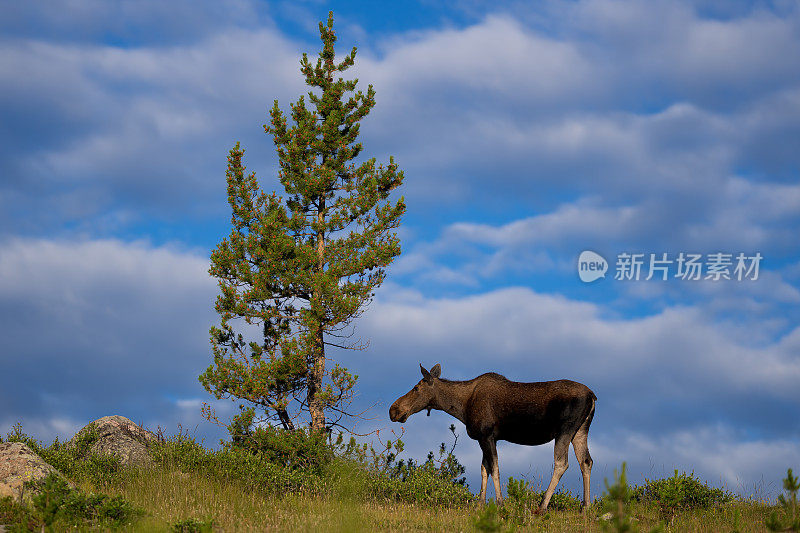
[501,475,583,525]
[350,424,473,506]
[226,408,333,472]
[32,474,143,529]
[4,423,38,449]
[0,474,143,531]
[635,469,733,516]
[367,460,474,506]
[0,496,38,532]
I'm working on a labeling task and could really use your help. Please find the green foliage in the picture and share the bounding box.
[766,468,800,532]
[473,501,504,532]
[335,425,473,506]
[635,469,733,517]
[200,10,405,432]
[502,476,538,526]
[4,422,40,449]
[225,407,333,472]
[505,476,583,512]
[600,462,663,533]
[0,496,36,532]
[172,517,216,533]
[0,474,143,531]
[730,507,743,533]
[366,457,473,506]
[499,476,584,525]
[5,422,123,487]
[146,424,472,506]
[149,430,323,495]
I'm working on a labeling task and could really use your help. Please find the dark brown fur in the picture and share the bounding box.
[389,364,596,510]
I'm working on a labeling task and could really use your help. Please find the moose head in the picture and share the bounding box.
[389,363,441,423]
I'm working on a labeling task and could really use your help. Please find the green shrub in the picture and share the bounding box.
[500,475,583,524]
[149,423,473,506]
[501,476,537,526]
[4,423,43,453]
[0,496,37,532]
[635,469,733,516]
[225,408,333,472]
[367,459,474,506]
[506,476,538,507]
[32,474,143,529]
[350,425,473,506]
[0,474,143,531]
[150,430,324,494]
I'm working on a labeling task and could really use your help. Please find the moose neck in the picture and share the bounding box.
[432,379,475,425]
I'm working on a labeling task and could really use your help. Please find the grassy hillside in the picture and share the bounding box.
[0,424,793,532]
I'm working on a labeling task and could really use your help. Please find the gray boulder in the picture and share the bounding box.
[0,442,69,503]
[69,415,157,467]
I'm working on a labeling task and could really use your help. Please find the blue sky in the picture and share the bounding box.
[1,0,799,499]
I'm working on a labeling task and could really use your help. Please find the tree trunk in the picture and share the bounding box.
[309,325,326,432]
[308,198,327,432]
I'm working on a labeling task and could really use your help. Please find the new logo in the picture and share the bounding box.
[578,251,608,283]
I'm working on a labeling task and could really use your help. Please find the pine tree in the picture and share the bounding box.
[200,12,405,433]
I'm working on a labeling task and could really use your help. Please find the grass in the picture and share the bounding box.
[0,425,789,532]
[89,462,773,532]
[102,468,772,532]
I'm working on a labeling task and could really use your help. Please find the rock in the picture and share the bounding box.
[597,512,638,523]
[69,415,157,467]
[0,442,69,503]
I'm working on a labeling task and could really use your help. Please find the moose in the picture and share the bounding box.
[389,363,596,511]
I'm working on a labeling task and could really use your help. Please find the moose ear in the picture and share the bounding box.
[430,364,441,378]
[420,363,431,380]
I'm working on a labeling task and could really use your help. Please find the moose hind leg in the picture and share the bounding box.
[572,410,594,509]
[540,434,570,512]
[479,462,489,504]
[490,440,502,503]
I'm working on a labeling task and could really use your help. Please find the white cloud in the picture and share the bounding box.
[0,237,218,430]
[395,173,800,290]
[366,14,597,103]
[0,26,308,220]
[2,3,799,235]
[364,285,800,400]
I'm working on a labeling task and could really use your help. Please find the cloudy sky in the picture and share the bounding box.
[1,0,799,499]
